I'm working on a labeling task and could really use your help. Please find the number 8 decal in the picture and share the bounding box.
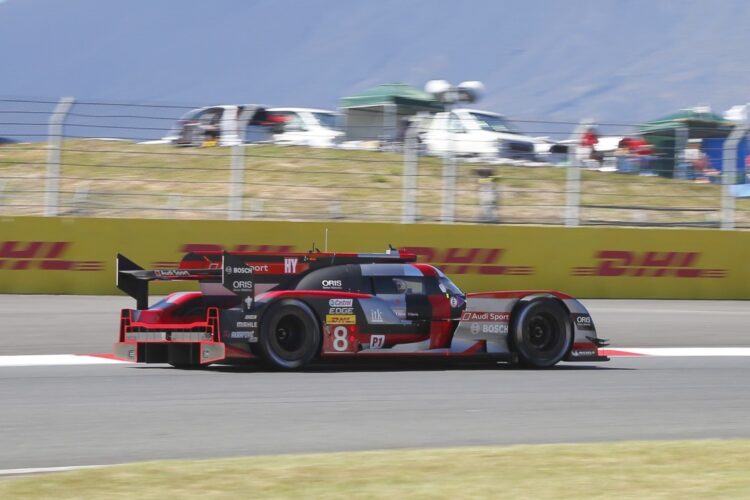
[332,325,349,352]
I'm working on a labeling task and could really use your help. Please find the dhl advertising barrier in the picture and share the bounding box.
[1,216,749,299]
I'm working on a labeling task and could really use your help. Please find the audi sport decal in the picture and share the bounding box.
[460,311,510,322]
[154,269,190,278]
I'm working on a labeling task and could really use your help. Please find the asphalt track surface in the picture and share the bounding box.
[1,296,749,470]
[4,296,750,355]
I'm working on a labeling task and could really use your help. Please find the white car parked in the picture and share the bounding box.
[159,105,343,148]
[420,108,543,161]
[263,107,343,148]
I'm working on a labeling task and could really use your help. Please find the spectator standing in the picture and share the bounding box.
[578,126,599,168]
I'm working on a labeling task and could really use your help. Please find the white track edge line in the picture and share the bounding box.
[0,464,111,476]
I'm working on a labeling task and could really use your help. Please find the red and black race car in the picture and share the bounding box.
[114,248,608,369]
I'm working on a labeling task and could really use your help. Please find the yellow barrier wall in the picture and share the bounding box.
[1,216,748,299]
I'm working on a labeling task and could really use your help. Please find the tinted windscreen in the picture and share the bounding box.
[313,112,338,130]
[439,277,464,296]
[373,277,425,295]
[470,112,521,134]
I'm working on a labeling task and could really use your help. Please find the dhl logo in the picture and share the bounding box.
[152,244,297,268]
[402,247,533,276]
[572,250,727,278]
[163,244,533,276]
[0,241,103,271]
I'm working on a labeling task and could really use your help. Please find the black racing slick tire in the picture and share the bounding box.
[259,300,321,370]
[510,298,573,368]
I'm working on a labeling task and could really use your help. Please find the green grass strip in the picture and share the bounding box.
[3,440,750,499]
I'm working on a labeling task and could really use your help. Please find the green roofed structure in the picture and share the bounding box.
[638,108,734,177]
[340,83,444,142]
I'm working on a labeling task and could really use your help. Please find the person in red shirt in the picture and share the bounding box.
[581,129,598,147]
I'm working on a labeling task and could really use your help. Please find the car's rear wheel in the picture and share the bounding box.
[259,300,321,370]
[510,298,572,368]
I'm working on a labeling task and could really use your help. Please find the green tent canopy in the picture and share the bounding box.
[639,109,733,136]
[340,83,444,141]
[340,83,445,111]
[638,108,734,177]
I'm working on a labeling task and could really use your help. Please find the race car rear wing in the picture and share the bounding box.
[117,248,416,309]
[116,254,223,309]
[117,252,259,310]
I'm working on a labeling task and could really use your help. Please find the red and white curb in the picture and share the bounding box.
[600,347,750,357]
[0,354,129,367]
[1,348,750,368]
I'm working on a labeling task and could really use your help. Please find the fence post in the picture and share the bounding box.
[45,97,75,216]
[401,122,418,223]
[228,107,257,220]
[721,107,749,230]
[566,157,581,227]
[565,120,590,227]
[441,151,456,223]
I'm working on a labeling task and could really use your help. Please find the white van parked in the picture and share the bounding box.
[420,108,543,161]
[159,105,343,148]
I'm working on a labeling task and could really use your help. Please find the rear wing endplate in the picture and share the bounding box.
[116,254,150,310]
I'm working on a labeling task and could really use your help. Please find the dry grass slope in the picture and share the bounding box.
[0,140,747,227]
[2,440,750,499]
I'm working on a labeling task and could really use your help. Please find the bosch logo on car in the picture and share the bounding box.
[230,267,254,274]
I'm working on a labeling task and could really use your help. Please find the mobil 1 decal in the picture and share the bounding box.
[222,251,255,311]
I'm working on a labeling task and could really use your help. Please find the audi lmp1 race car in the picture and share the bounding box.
[114,248,608,369]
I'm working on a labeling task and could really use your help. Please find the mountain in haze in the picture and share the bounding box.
[1,0,749,134]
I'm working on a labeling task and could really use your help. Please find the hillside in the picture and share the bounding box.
[1,0,749,128]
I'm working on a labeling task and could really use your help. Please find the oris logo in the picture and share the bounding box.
[572,314,594,330]
[232,280,254,290]
[322,280,342,288]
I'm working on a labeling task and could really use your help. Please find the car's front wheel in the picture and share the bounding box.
[258,300,321,370]
[510,298,572,368]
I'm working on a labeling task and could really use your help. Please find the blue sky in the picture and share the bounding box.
[1,0,748,126]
